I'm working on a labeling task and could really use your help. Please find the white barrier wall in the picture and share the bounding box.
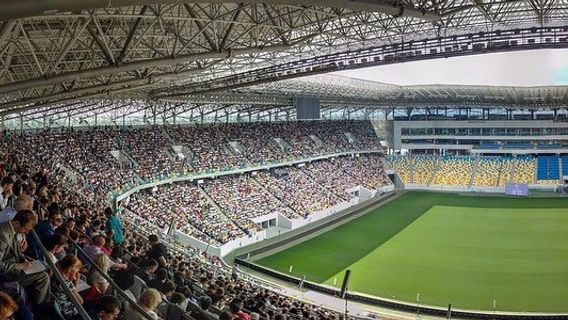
[219,230,267,257]
[173,230,221,256]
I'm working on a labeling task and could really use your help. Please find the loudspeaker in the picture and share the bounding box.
[339,269,351,299]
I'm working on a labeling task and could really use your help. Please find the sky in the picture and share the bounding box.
[333,49,568,87]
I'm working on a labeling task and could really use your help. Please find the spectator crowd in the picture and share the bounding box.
[0,120,387,320]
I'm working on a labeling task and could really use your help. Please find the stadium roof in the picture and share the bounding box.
[1,0,568,117]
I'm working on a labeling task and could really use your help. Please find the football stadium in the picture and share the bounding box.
[0,1,568,320]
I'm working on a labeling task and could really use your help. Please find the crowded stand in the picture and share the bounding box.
[339,154,390,190]
[301,160,360,201]
[202,176,297,231]
[125,154,391,244]
[431,156,476,186]
[5,120,380,203]
[165,125,249,173]
[0,128,349,320]
[254,169,342,217]
[117,128,189,181]
[129,184,245,245]
[127,189,210,243]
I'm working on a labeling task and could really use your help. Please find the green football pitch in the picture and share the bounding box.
[254,192,568,312]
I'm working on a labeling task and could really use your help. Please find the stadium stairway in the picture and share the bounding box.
[197,185,252,234]
[497,159,512,186]
[558,156,566,184]
[162,128,176,145]
[309,134,325,148]
[303,168,347,199]
[409,155,415,183]
[250,176,302,218]
[468,156,481,188]
[427,157,441,186]
[534,157,539,182]
[508,158,516,184]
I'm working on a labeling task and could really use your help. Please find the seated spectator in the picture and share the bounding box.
[169,292,187,312]
[124,288,162,320]
[84,236,127,271]
[92,295,121,320]
[134,259,158,285]
[192,296,217,320]
[37,209,63,241]
[83,235,107,261]
[0,193,33,224]
[65,218,76,232]
[53,255,84,320]
[148,268,168,292]
[159,281,176,302]
[0,291,18,320]
[230,298,251,320]
[0,209,50,306]
[43,233,68,263]
[147,234,167,268]
[219,311,235,320]
[26,209,63,259]
[0,177,14,210]
[87,253,112,296]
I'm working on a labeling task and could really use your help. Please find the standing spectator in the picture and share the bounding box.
[0,210,50,306]
[147,235,168,268]
[105,208,123,246]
